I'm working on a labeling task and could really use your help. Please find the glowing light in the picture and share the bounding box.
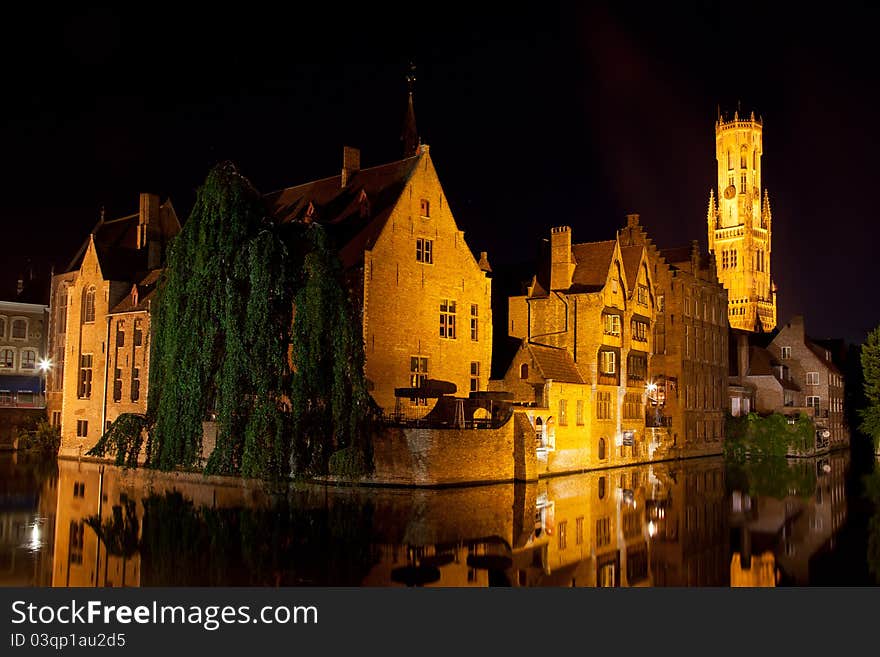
[38,358,52,372]
[28,523,41,552]
[646,382,658,394]
[647,521,657,537]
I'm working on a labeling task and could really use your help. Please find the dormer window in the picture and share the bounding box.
[420,199,430,218]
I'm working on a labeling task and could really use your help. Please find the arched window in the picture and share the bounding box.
[520,363,529,379]
[57,286,68,334]
[535,416,544,447]
[0,316,6,339]
[598,437,607,460]
[82,287,96,323]
[598,476,606,500]
[740,145,748,168]
[0,348,13,369]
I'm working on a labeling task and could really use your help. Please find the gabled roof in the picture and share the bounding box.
[805,339,842,375]
[527,343,585,384]
[109,270,162,314]
[747,346,801,391]
[265,154,422,269]
[570,240,616,292]
[620,245,644,294]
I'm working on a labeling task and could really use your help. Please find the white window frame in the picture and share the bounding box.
[0,348,14,370]
[19,348,37,371]
[781,346,791,359]
[604,314,621,336]
[807,396,820,411]
[806,371,820,386]
[0,315,6,339]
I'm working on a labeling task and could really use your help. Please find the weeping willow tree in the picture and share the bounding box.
[145,161,295,481]
[90,161,374,481]
[290,224,374,478]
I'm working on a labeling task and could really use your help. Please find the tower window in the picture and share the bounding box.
[740,173,747,192]
[82,286,96,323]
[420,199,430,217]
[740,146,748,169]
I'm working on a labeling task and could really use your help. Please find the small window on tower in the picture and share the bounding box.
[420,199,430,218]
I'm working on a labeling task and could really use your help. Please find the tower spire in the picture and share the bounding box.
[401,61,419,158]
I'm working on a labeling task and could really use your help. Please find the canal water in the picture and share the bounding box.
[0,449,877,587]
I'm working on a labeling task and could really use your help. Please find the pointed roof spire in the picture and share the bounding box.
[401,61,419,158]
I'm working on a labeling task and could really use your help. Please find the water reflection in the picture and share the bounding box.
[0,450,855,587]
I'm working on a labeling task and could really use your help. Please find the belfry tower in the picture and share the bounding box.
[707,109,777,332]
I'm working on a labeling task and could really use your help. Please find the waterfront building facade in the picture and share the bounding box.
[47,194,180,456]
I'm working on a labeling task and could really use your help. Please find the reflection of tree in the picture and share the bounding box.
[863,473,880,583]
[133,490,378,586]
[85,497,140,586]
[726,458,817,500]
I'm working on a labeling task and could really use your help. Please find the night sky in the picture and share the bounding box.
[1,3,877,343]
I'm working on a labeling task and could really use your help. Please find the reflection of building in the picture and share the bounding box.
[706,110,777,332]
[47,195,180,456]
[727,453,849,586]
[730,551,777,587]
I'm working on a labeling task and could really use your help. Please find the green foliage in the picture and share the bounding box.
[289,224,374,478]
[86,414,148,467]
[16,419,60,455]
[146,162,296,481]
[860,326,880,451]
[724,411,815,460]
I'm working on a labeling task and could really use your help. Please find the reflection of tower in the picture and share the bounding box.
[707,109,777,332]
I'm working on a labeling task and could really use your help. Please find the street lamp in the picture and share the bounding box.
[38,358,51,409]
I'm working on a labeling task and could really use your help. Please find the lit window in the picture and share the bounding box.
[416,238,433,264]
[439,299,456,339]
[410,356,429,406]
[600,351,616,375]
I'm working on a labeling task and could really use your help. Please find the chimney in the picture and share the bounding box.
[478,251,492,274]
[139,193,162,270]
[737,332,750,381]
[341,146,360,188]
[550,226,574,291]
[626,213,640,228]
[16,275,23,296]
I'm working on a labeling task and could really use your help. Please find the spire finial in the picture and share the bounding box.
[401,61,419,158]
